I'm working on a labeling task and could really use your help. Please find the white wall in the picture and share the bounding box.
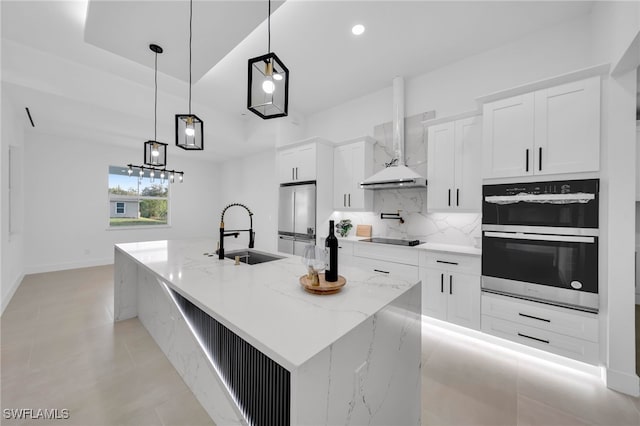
[22,130,221,273]
[1,94,25,313]
[590,0,640,397]
[305,14,594,142]
[218,149,279,254]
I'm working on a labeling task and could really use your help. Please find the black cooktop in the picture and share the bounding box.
[360,237,422,246]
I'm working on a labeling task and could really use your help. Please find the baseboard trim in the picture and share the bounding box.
[605,368,640,396]
[1,272,25,315]
[24,258,114,275]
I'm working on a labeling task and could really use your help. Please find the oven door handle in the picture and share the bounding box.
[483,231,595,244]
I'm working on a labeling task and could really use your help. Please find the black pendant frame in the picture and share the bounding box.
[175,114,204,150]
[247,52,289,120]
[144,140,168,167]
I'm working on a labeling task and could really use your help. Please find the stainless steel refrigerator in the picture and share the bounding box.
[278,183,316,255]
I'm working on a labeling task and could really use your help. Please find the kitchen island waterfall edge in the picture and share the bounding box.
[114,239,421,425]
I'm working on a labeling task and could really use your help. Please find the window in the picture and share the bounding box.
[108,166,169,227]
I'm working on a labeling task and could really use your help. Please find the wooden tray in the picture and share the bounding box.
[300,273,346,295]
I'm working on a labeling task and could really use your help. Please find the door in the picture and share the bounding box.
[294,144,316,181]
[427,122,455,210]
[534,76,600,175]
[446,271,481,330]
[421,267,448,320]
[347,143,366,209]
[293,183,316,238]
[333,145,351,208]
[278,235,294,254]
[482,231,598,294]
[278,186,295,234]
[278,149,297,183]
[482,93,535,178]
[455,116,482,210]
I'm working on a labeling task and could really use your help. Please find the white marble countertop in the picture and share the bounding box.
[329,235,482,256]
[116,238,419,371]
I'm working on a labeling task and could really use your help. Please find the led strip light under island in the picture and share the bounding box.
[113,238,422,425]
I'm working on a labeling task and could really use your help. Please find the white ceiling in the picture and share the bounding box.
[1,1,595,161]
[85,1,284,83]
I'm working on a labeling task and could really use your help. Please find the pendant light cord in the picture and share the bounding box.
[188,0,193,114]
[154,49,158,141]
[267,0,271,53]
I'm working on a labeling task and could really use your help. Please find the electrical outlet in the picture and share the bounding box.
[354,361,368,395]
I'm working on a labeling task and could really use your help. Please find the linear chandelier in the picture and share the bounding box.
[127,164,184,184]
[247,0,289,119]
[176,0,204,150]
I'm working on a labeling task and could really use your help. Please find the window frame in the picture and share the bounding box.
[107,166,171,230]
[115,201,126,215]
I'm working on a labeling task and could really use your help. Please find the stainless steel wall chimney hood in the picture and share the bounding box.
[360,76,427,190]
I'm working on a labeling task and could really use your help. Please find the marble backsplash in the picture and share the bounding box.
[329,112,482,247]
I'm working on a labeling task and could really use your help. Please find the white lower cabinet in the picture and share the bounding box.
[352,256,419,283]
[351,242,419,283]
[481,292,599,364]
[419,252,481,330]
[337,240,354,269]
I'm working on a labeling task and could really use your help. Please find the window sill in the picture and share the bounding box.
[106,225,172,231]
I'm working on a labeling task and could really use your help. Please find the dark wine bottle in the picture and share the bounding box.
[325,220,338,282]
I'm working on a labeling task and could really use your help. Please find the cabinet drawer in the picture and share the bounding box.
[481,293,598,342]
[353,243,419,266]
[419,251,480,274]
[353,257,419,283]
[481,315,599,365]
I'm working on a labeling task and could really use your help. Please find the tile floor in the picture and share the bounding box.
[1,265,639,425]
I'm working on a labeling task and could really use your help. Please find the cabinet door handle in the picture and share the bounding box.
[538,147,542,171]
[436,260,458,266]
[440,273,444,293]
[449,275,453,295]
[517,332,549,344]
[525,149,529,172]
[448,189,451,206]
[343,194,346,207]
[518,313,551,323]
[292,168,294,180]
[296,167,299,180]
[348,193,351,207]
[374,269,390,274]
[456,189,459,206]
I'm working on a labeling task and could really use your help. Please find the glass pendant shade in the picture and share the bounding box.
[247,52,289,119]
[144,140,167,166]
[175,114,204,150]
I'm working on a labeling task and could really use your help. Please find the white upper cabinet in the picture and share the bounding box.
[483,76,600,179]
[277,143,317,183]
[533,77,600,175]
[427,115,482,211]
[333,139,373,210]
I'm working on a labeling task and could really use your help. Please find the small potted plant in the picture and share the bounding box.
[335,219,353,238]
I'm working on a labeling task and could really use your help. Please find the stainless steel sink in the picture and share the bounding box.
[224,249,284,265]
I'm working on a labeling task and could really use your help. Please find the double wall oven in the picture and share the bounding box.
[481,179,599,313]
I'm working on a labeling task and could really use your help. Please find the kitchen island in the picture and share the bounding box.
[114,238,421,425]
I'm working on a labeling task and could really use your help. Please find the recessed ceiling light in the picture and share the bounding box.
[352,24,365,36]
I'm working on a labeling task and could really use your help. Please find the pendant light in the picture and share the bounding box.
[144,44,168,166]
[176,0,204,150]
[247,0,289,119]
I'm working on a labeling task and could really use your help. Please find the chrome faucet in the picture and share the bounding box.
[218,203,255,260]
